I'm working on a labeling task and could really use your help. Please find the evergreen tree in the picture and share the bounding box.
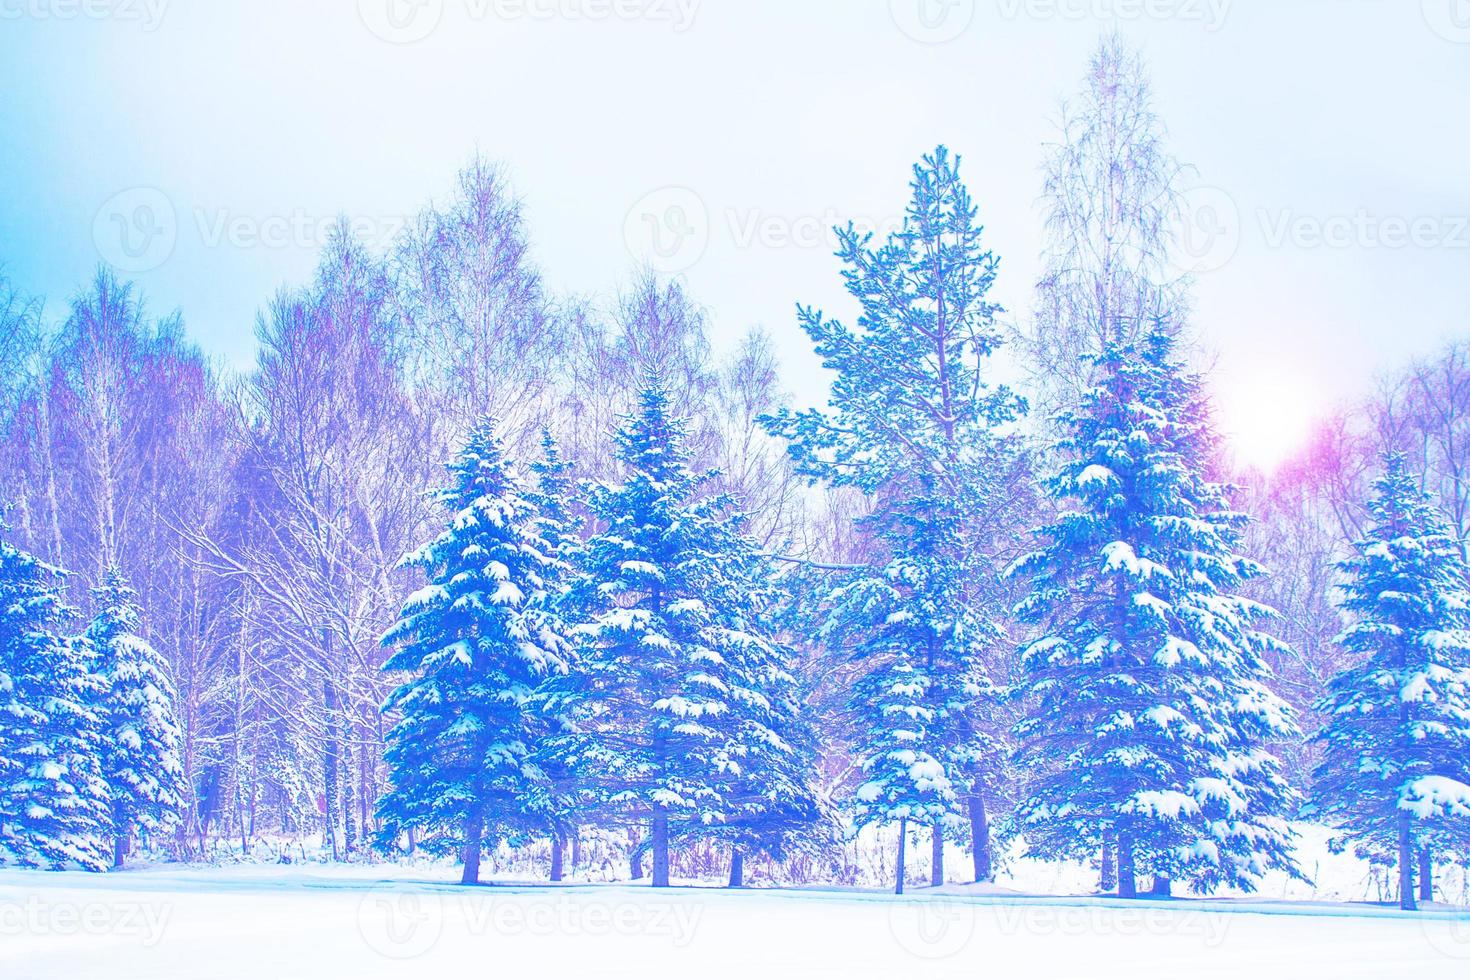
[377,419,571,884]
[527,429,581,561]
[88,567,185,868]
[0,529,111,871]
[546,385,815,887]
[1313,453,1470,910]
[696,554,822,887]
[765,146,1023,891]
[1010,331,1301,897]
[524,429,583,880]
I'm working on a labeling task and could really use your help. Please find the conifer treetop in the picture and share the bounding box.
[765,145,1023,497]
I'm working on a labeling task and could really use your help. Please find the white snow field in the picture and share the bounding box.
[3,863,1468,980]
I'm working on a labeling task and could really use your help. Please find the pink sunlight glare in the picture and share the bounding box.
[1214,364,1323,475]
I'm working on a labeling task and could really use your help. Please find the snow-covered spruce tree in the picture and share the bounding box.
[544,384,815,887]
[764,145,1023,892]
[0,529,111,871]
[524,429,583,881]
[695,554,822,888]
[527,429,581,564]
[377,418,571,885]
[1009,330,1301,897]
[1312,453,1470,911]
[88,566,185,868]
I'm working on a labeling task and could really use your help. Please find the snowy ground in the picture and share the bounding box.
[4,862,1469,980]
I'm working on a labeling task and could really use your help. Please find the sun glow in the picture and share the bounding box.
[1213,365,1322,474]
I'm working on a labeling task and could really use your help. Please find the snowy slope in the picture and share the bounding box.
[3,863,1467,980]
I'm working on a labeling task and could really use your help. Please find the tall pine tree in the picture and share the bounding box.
[1313,453,1470,910]
[1010,331,1301,897]
[88,566,185,868]
[0,529,111,871]
[765,146,1023,892]
[377,419,571,884]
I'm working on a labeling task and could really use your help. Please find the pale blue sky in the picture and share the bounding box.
[2,0,1467,468]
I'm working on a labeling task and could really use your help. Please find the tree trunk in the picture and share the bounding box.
[232,617,250,861]
[1398,811,1416,911]
[341,737,357,857]
[461,812,484,885]
[1419,845,1433,903]
[1116,829,1137,899]
[931,820,945,887]
[571,828,582,873]
[651,809,670,888]
[550,832,564,882]
[1149,876,1172,897]
[729,849,744,888]
[968,794,991,883]
[630,831,644,880]
[37,386,66,563]
[358,745,372,842]
[113,831,127,870]
[1100,837,1117,893]
[895,818,908,896]
[322,673,341,862]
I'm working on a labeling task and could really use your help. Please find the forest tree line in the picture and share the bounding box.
[1,38,1467,909]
